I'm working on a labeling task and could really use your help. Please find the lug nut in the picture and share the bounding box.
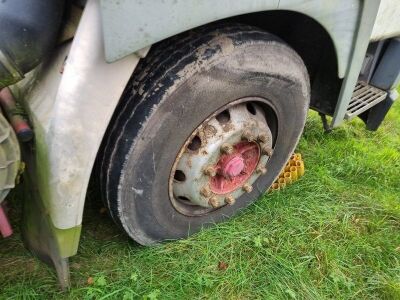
[258,133,268,143]
[209,196,219,208]
[256,166,267,174]
[200,186,212,197]
[221,143,234,155]
[204,165,216,177]
[262,146,273,156]
[224,195,235,205]
[242,183,253,193]
[242,130,255,141]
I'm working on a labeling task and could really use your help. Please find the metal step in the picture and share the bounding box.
[345,81,387,120]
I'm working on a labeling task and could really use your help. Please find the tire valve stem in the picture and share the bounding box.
[242,183,253,193]
[208,196,219,208]
[224,195,235,205]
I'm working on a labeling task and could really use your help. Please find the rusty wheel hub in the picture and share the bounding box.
[170,100,273,214]
[210,141,259,194]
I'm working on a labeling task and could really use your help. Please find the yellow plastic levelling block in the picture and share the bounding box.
[269,153,305,193]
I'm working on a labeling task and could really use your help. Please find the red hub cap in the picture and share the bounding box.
[210,141,260,194]
[221,155,245,177]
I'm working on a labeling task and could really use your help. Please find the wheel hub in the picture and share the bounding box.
[220,154,244,178]
[170,100,273,214]
[211,141,260,194]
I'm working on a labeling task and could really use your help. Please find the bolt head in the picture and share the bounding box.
[242,183,253,193]
[256,166,267,174]
[262,146,273,156]
[221,143,234,155]
[200,186,212,197]
[224,195,235,205]
[258,133,268,143]
[204,165,216,177]
[208,196,219,208]
[242,130,255,141]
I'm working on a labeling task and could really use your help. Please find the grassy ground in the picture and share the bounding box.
[1,99,399,299]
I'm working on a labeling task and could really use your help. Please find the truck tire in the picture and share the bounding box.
[99,24,310,245]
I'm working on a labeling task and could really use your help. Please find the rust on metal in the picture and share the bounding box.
[224,195,235,205]
[204,165,217,177]
[169,99,273,214]
[242,183,253,193]
[0,87,33,142]
[208,196,219,208]
[256,165,267,174]
[220,143,234,155]
[200,186,212,197]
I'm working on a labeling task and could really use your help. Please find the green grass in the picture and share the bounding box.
[1,99,400,299]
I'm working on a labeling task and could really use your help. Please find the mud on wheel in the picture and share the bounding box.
[99,24,310,245]
[170,100,273,216]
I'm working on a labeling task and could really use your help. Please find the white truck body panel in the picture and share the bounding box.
[371,0,400,41]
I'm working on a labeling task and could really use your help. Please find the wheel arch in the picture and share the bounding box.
[218,10,341,116]
[102,0,357,78]
[100,0,380,115]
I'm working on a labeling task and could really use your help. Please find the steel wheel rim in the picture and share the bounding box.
[169,97,275,216]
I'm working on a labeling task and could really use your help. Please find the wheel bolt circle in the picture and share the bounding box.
[204,165,216,177]
[221,143,234,155]
[172,101,273,211]
[225,195,235,205]
[242,183,253,193]
[208,196,219,208]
